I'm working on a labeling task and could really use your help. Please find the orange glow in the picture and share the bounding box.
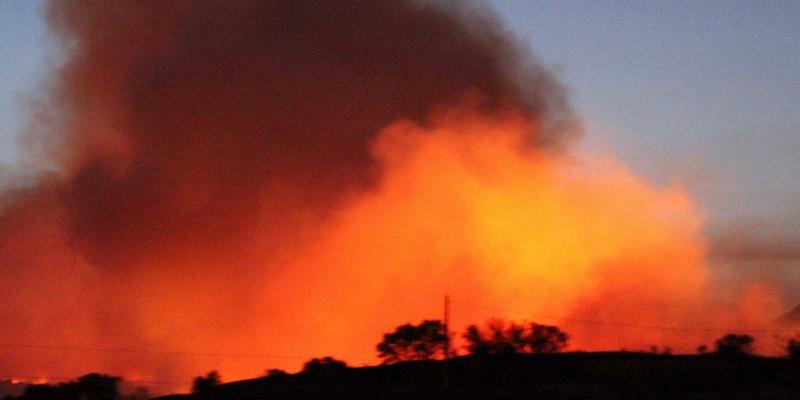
[273,107,715,360]
[0,105,787,393]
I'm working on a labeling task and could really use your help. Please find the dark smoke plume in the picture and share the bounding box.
[39,0,575,269]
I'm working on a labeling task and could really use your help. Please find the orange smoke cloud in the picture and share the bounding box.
[275,106,713,359]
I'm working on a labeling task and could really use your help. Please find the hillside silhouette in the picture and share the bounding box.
[154,352,800,400]
[6,320,800,399]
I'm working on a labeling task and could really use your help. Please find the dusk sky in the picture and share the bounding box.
[491,0,800,226]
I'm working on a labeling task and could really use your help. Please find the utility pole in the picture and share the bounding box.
[444,294,450,360]
[443,294,451,389]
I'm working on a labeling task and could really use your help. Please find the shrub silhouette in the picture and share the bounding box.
[302,356,347,375]
[786,336,800,360]
[71,374,120,400]
[192,370,221,393]
[127,386,151,400]
[7,373,119,400]
[377,320,450,363]
[15,384,59,400]
[464,319,568,355]
[714,334,754,357]
[265,368,288,377]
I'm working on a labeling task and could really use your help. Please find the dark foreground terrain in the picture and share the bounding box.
[157,352,800,399]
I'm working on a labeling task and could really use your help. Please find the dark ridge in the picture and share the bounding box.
[155,353,800,399]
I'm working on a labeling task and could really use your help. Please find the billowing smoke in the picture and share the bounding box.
[41,0,575,271]
[0,0,784,391]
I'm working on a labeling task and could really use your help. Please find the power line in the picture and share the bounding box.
[0,374,187,388]
[0,342,356,361]
[450,299,800,335]
[2,295,797,380]
[443,295,451,360]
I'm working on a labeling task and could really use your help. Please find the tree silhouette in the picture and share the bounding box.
[527,323,569,354]
[463,319,534,355]
[714,334,754,357]
[192,370,221,393]
[463,319,570,356]
[463,324,491,355]
[377,320,450,364]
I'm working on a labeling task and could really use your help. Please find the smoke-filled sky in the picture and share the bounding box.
[3,1,799,283]
[3,1,799,221]
[0,0,799,391]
